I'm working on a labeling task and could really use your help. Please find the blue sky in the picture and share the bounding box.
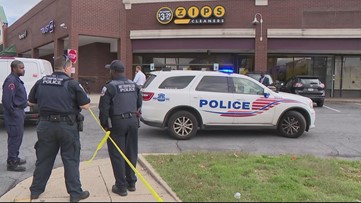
[0,0,41,25]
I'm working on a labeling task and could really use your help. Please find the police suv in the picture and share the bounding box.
[141,70,316,140]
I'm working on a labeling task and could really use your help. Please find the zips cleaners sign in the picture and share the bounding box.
[157,5,225,25]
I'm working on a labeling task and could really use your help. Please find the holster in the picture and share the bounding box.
[76,113,85,132]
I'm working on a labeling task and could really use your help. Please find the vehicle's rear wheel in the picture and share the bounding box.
[167,111,198,140]
[278,111,306,138]
[317,100,324,107]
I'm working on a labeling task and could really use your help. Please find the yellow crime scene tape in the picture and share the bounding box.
[87,107,164,202]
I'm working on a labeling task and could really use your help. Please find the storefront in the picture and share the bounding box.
[4,0,361,97]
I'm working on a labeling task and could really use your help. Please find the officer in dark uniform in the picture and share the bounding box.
[28,55,90,202]
[1,60,27,172]
[98,60,142,197]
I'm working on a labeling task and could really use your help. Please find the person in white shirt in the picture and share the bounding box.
[133,65,146,86]
[259,72,270,86]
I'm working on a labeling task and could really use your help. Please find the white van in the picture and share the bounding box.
[0,57,53,120]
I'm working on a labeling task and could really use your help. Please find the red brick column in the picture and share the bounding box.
[32,48,39,58]
[254,26,268,73]
[54,38,64,58]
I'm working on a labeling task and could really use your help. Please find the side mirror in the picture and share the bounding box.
[264,92,270,98]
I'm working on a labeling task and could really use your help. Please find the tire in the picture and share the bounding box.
[278,111,306,138]
[317,100,324,107]
[167,111,198,140]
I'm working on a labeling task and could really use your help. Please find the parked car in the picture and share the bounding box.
[0,57,53,120]
[245,72,281,91]
[279,75,325,107]
[141,70,315,140]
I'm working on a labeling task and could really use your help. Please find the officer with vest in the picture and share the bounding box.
[1,60,27,172]
[99,60,142,197]
[28,55,90,202]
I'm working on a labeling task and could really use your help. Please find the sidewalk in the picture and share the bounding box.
[0,155,181,202]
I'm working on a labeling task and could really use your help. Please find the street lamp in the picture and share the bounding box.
[252,13,263,41]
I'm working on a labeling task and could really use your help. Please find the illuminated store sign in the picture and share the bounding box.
[41,20,55,34]
[157,5,225,25]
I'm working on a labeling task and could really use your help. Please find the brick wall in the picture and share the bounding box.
[78,42,117,93]
[5,0,361,87]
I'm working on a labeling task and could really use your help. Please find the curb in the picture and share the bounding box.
[138,154,182,202]
[324,99,361,104]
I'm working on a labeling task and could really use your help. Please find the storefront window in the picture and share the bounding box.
[133,53,253,73]
[267,57,293,82]
[294,57,312,76]
[236,55,254,74]
[342,57,361,90]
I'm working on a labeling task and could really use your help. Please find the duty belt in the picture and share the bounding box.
[112,112,137,120]
[39,115,75,122]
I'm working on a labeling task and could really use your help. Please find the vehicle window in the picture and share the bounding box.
[196,76,229,93]
[142,74,156,88]
[300,78,320,84]
[158,76,195,89]
[232,77,264,95]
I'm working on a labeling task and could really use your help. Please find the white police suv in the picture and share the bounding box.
[141,70,315,140]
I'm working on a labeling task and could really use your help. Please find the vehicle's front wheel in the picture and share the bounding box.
[317,100,324,107]
[278,111,306,138]
[167,111,198,140]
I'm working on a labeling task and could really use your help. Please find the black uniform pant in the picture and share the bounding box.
[108,116,138,189]
[4,109,25,162]
[30,120,84,197]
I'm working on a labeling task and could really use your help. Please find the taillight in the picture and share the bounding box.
[319,83,325,88]
[293,82,303,88]
[142,92,154,101]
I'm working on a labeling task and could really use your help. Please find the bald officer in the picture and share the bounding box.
[2,60,27,172]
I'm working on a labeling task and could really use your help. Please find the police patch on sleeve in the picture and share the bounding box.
[100,86,107,96]
[8,83,15,91]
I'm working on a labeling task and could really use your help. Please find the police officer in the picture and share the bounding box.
[28,55,90,202]
[99,60,142,197]
[1,60,27,172]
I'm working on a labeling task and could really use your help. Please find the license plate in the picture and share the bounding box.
[308,88,314,91]
[24,106,30,112]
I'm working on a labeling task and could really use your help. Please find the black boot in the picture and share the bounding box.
[70,191,90,202]
[18,158,27,165]
[7,160,26,172]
